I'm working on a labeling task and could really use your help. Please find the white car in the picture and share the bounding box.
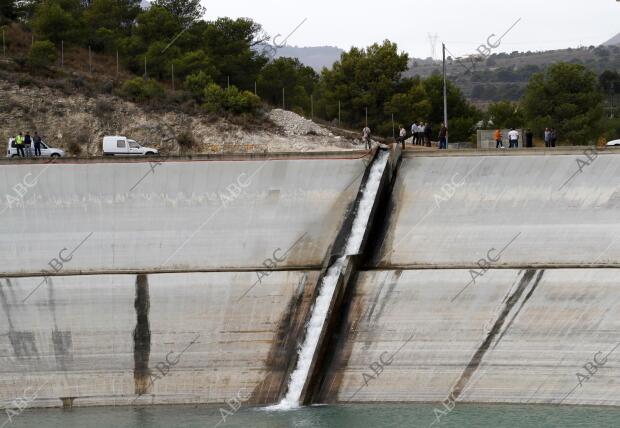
[7,138,65,158]
[103,136,158,156]
[606,139,620,147]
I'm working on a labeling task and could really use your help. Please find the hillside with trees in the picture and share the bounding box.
[407,43,620,105]
[0,0,617,146]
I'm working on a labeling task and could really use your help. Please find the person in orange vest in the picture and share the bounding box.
[495,128,504,149]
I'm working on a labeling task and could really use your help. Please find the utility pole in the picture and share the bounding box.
[144,55,147,78]
[254,81,257,96]
[610,82,617,118]
[442,43,449,147]
[338,100,341,125]
[282,87,285,109]
[116,50,119,77]
[227,75,230,89]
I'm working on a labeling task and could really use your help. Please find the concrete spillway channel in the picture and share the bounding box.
[271,145,403,408]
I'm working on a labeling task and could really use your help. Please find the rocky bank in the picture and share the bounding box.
[0,79,362,156]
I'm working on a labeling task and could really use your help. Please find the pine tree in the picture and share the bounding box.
[151,0,205,25]
[0,0,17,20]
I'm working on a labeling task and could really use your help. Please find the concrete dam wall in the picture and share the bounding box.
[1,149,620,409]
[0,153,369,407]
[319,151,620,407]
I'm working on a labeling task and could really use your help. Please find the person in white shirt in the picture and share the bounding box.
[508,128,519,148]
[411,122,418,145]
[419,123,426,145]
[416,123,423,145]
[362,126,372,149]
[398,126,407,149]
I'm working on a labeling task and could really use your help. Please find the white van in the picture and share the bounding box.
[7,138,65,158]
[103,136,158,156]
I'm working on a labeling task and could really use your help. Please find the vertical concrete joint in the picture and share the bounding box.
[133,274,151,395]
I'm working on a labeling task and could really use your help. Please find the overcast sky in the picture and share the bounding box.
[204,0,620,58]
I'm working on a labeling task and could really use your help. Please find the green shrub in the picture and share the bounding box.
[17,77,33,87]
[184,71,212,101]
[67,141,82,156]
[14,56,28,68]
[203,84,261,115]
[28,40,57,69]
[92,27,117,52]
[603,117,620,141]
[31,1,84,43]
[173,51,216,80]
[94,99,114,118]
[176,130,197,151]
[117,77,165,102]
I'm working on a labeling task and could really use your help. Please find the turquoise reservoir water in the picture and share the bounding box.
[6,403,620,428]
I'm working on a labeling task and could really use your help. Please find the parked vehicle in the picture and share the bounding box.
[7,138,65,158]
[103,136,158,156]
[606,139,620,147]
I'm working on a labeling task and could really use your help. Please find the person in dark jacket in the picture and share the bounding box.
[438,124,448,149]
[33,132,42,157]
[24,132,32,157]
[424,123,432,146]
[550,128,557,147]
[525,129,533,148]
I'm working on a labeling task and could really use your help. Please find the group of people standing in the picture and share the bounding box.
[397,122,448,150]
[410,122,432,146]
[362,121,448,151]
[494,128,555,149]
[544,128,558,148]
[13,131,43,157]
[494,128,523,149]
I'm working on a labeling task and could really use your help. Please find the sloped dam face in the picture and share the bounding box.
[1,149,620,408]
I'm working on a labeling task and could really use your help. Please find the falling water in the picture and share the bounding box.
[270,151,389,410]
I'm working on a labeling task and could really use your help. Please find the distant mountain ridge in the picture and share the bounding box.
[603,33,620,46]
[274,45,344,71]
[404,41,620,105]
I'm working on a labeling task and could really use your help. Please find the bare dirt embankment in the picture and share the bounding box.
[0,78,364,156]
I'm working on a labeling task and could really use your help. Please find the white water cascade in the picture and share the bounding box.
[270,151,389,410]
